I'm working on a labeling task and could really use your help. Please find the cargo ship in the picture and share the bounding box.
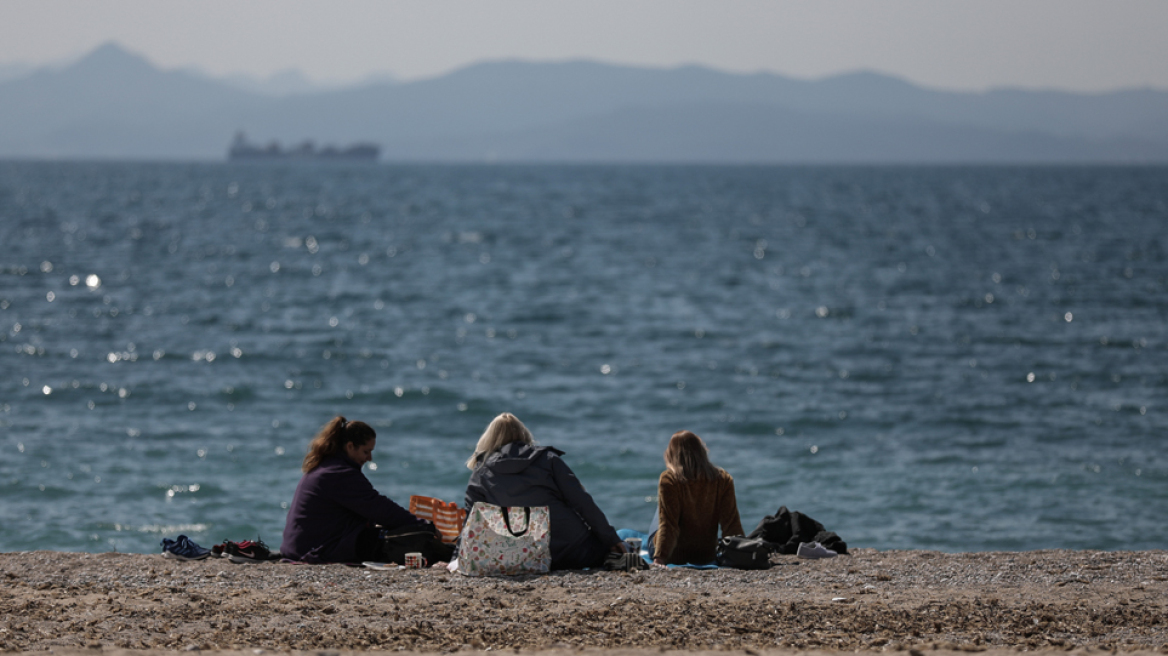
[227,132,379,162]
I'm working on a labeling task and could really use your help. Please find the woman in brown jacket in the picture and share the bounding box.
[652,430,744,565]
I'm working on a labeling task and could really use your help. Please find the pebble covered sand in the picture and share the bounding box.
[1,550,1166,654]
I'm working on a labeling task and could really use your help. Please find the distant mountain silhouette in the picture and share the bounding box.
[1,42,1166,162]
[0,61,36,84]
[0,43,263,158]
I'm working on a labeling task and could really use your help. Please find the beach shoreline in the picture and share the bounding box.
[1,549,1165,653]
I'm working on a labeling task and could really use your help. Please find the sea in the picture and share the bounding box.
[1,162,1165,555]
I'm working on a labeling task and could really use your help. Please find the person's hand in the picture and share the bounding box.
[611,541,629,554]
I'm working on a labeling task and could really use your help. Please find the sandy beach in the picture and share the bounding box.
[1,549,1165,654]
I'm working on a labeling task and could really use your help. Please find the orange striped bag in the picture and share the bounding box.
[409,495,467,545]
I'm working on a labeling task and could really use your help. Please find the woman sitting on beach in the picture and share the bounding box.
[652,430,743,566]
[464,413,627,570]
[281,416,435,563]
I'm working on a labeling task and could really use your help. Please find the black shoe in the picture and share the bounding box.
[222,539,272,563]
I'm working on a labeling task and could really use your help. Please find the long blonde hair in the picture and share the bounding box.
[466,412,535,469]
[664,430,722,482]
[302,416,375,473]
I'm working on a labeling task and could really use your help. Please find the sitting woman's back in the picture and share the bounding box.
[464,413,623,570]
[653,430,743,565]
[281,416,429,563]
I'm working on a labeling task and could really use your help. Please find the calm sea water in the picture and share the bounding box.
[1,162,1165,555]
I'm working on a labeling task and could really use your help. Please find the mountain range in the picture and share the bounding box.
[1,42,1166,163]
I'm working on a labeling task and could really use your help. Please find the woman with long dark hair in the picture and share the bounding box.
[281,416,432,563]
[652,430,743,565]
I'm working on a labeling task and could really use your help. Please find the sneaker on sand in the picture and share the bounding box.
[222,539,273,563]
[216,540,246,559]
[796,541,838,559]
[160,535,211,561]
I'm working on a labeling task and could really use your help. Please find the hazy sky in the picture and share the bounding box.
[2,0,1167,92]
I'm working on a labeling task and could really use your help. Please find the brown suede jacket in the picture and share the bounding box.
[653,468,744,565]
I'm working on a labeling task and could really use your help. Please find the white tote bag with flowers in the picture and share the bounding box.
[458,502,551,576]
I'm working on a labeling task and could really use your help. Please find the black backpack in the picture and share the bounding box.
[747,506,848,555]
[715,536,772,570]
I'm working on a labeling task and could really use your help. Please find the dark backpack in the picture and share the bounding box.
[747,506,848,555]
[715,536,772,570]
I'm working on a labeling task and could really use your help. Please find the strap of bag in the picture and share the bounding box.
[500,506,531,537]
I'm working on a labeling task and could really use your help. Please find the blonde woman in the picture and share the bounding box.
[652,430,743,565]
[464,413,627,570]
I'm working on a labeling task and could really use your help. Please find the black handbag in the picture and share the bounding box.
[377,524,455,565]
[715,535,772,570]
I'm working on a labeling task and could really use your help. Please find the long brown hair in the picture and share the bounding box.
[302,415,375,473]
[663,430,722,482]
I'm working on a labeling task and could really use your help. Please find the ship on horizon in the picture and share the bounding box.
[227,132,380,162]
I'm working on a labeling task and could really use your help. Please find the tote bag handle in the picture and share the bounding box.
[501,506,532,537]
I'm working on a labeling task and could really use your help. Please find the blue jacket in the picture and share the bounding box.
[465,443,619,569]
[281,454,424,563]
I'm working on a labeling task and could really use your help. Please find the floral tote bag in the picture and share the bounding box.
[458,502,551,576]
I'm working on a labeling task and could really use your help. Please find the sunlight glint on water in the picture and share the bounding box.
[0,163,1165,553]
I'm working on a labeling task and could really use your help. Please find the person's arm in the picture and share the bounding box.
[719,474,745,537]
[464,471,486,511]
[548,454,622,548]
[329,469,425,530]
[653,475,681,564]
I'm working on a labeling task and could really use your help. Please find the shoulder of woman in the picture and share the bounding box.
[534,445,567,465]
[658,470,681,485]
[315,455,361,478]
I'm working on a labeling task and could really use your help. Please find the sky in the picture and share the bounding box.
[1,0,1167,92]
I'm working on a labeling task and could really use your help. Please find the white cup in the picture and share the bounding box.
[404,552,427,569]
[626,537,643,555]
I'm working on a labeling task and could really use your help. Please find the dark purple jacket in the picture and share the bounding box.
[281,454,424,563]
